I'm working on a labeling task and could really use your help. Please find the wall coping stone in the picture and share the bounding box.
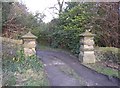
[21,31,37,39]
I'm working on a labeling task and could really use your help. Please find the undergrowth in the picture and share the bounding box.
[2,47,49,86]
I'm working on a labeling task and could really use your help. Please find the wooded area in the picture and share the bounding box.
[1,1,120,56]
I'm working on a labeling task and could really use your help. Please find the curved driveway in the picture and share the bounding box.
[37,50,119,86]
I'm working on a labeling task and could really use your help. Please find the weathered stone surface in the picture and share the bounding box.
[79,30,96,63]
[23,41,36,48]
[83,51,96,63]
[24,48,36,56]
[22,31,37,56]
[84,37,94,45]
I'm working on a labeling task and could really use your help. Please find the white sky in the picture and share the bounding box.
[19,0,69,23]
[18,0,118,23]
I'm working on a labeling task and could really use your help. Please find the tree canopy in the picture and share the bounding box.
[2,2,45,39]
[1,2,119,55]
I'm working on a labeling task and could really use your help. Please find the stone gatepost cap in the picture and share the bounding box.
[79,30,95,37]
[21,31,37,39]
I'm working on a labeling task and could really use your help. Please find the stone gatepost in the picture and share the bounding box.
[79,30,96,63]
[21,31,37,57]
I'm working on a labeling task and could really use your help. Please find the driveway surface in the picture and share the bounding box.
[37,50,120,86]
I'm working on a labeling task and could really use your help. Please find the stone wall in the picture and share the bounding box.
[94,47,120,64]
[2,32,37,58]
[1,37,22,45]
[1,37,22,58]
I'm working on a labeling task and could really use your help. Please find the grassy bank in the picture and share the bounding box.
[2,55,49,86]
[84,47,120,79]
[2,40,49,86]
[83,63,119,79]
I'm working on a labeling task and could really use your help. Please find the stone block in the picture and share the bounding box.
[82,51,96,63]
[24,48,36,56]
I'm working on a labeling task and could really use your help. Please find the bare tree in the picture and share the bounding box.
[48,0,65,16]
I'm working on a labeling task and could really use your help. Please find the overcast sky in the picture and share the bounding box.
[18,0,117,23]
[19,0,69,23]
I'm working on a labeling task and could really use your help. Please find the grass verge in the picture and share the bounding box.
[2,47,49,86]
[83,62,119,79]
[2,57,49,86]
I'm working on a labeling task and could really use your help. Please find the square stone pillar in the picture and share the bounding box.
[79,30,96,63]
[21,31,37,57]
